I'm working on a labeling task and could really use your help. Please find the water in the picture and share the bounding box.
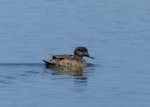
[0,0,150,107]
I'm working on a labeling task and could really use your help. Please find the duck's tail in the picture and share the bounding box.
[42,60,50,64]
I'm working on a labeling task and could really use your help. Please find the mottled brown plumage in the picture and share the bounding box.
[43,47,94,67]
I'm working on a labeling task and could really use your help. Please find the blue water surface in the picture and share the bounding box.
[0,0,150,107]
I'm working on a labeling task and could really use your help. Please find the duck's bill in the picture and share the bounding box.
[88,56,94,59]
[85,54,94,59]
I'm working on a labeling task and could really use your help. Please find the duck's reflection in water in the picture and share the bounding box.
[44,65,94,92]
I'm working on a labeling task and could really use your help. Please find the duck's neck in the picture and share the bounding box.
[75,55,83,59]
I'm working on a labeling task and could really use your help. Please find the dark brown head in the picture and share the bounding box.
[74,46,94,59]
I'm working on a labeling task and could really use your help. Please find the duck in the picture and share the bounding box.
[43,46,94,67]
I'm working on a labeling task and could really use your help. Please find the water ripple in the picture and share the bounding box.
[0,63,44,67]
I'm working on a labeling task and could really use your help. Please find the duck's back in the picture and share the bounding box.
[43,54,87,67]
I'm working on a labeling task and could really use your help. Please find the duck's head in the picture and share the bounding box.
[74,46,94,59]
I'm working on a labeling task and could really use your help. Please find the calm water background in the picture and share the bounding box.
[0,0,150,107]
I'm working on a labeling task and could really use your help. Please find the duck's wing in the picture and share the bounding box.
[52,54,73,60]
[43,54,86,67]
[43,54,74,66]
